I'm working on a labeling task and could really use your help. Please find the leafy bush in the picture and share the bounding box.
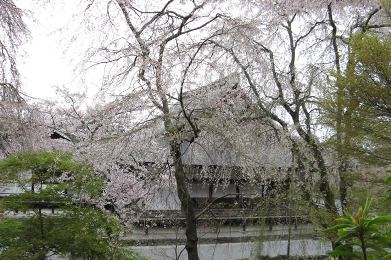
[323,198,391,260]
[0,151,138,260]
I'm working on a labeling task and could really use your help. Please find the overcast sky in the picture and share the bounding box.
[17,1,86,100]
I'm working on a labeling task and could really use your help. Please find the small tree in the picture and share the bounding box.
[0,151,136,260]
[323,198,391,260]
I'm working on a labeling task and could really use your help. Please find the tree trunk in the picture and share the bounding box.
[160,92,199,259]
[295,125,337,213]
[338,50,358,211]
[339,163,348,211]
[170,141,199,260]
[290,139,312,203]
[309,138,336,212]
[328,3,349,213]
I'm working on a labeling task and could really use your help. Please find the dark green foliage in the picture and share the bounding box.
[0,150,104,197]
[0,151,137,260]
[323,198,391,259]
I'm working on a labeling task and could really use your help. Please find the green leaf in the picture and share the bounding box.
[368,215,391,225]
[363,197,373,216]
[373,235,391,245]
[335,231,359,244]
[328,246,357,257]
[335,217,353,224]
[322,224,353,232]
[365,241,388,254]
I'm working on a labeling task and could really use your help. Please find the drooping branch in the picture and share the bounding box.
[0,0,29,88]
[210,40,289,129]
